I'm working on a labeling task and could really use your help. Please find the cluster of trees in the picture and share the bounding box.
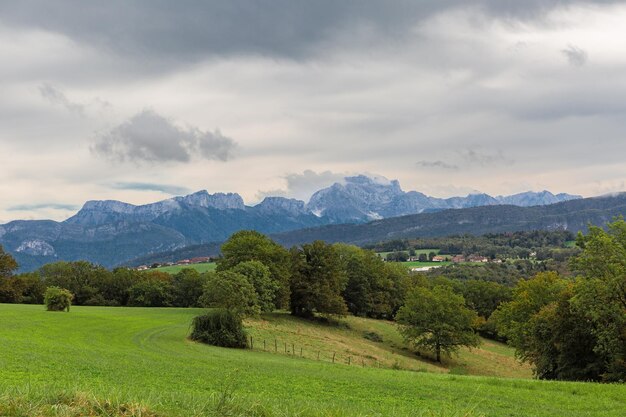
[366,230,578,262]
[492,221,626,382]
[0,259,209,308]
[212,232,414,320]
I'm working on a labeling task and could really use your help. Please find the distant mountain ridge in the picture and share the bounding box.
[125,193,626,267]
[0,174,582,271]
[306,175,580,223]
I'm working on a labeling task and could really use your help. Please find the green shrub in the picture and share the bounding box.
[190,309,248,348]
[363,331,383,342]
[44,286,73,312]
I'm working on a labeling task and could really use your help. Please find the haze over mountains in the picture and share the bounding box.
[0,175,583,271]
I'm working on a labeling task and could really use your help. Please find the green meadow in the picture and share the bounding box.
[1,304,624,416]
[153,263,218,274]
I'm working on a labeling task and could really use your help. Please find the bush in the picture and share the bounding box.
[190,309,248,348]
[44,286,73,312]
[363,331,383,342]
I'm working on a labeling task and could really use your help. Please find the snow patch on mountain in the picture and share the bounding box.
[16,239,56,256]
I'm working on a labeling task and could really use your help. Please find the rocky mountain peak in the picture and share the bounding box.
[177,191,245,210]
[255,197,308,216]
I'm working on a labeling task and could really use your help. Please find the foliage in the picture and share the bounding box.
[218,230,292,309]
[200,271,260,318]
[190,309,248,348]
[492,272,567,359]
[128,272,174,307]
[231,261,279,313]
[39,261,112,306]
[493,271,606,381]
[0,244,18,278]
[44,286,73,312]
[395,285,480,362]
[172,268,208,307]
[290,241,347,318]
[337,244,386,317]
[570,220,626,381]
[0,272,45,304]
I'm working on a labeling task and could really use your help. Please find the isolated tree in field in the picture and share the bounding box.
[231,261,279,313]
[218,230,291,308]
[200,271,260,318]
[290,241,347,318]
[395,285,479,362]
[44,286,73,312]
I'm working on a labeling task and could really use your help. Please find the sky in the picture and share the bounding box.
[2,0,626,222]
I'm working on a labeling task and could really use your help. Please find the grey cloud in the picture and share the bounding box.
[562,45,588,67]
[109,182,191,195]
[257,170,347,202]
[0,1,619,65]
[39,83,84,115]
[285,170,346,196]
[255,189,288,202]
[91,110,236,164]
[460,149,513,167]
[8,203,80,211]
[416,160,459,170]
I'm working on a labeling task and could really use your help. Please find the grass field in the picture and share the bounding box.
[403,261,452,268]
[377,249,441,258]
[153,263,217,274]
[1,304,625,416]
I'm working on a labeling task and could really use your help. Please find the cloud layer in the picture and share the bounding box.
[1,1,626,221]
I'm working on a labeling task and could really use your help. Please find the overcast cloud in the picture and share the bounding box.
[1,0,626,221]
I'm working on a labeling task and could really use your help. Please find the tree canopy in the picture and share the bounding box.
[218,230,291,308]
[290,241,347,318]
[395,285,480,362]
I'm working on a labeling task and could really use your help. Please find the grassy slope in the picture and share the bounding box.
[0,304,624,417]
[246,314,531,378]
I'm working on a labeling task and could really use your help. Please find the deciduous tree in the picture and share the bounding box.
[395,285,480,362]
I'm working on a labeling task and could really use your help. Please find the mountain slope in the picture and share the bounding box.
[273,194,626,247]
[306,175,580,223]
[125,193,626,266]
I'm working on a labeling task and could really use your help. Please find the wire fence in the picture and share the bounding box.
[246,336,390,369]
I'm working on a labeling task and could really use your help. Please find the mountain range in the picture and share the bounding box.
[0,175,582,271]
[128,192,626,267]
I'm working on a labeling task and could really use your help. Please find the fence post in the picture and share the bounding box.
[300,347,303,357]
[348,356,351,365]
[275,339,277,352]
[317,351,320,361]
[263,340,266,351]
[250,336,253,349]
[332,352,336,363]
[284,342,287,353]
[292,343,295,356]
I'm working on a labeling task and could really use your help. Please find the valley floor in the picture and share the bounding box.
[0,304,624,416]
